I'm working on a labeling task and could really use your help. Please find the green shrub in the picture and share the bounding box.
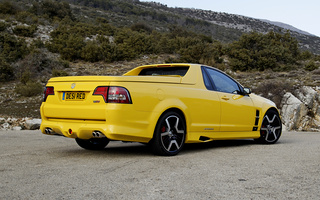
[131,23,152,33]
[15,11,38,25]
[20,71,31,84]
[0,33,29,63]
[12,25,37,37]
[81,41,103,62]
[300,50,313,60]
[0,21,8,31]
[52,69,68,77]
[304,60,319,71]
[15,49,70,81]
[0,59,15,82]
[0,1,20,15]
[15,81,43,97]
[31,0,75,21]
[227,31,300,71]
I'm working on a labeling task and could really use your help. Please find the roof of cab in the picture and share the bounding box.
[123,63,198,76]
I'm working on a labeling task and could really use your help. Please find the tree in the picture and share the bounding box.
[227,31,300,71]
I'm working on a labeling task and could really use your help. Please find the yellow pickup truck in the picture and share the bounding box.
[40,64,282,156]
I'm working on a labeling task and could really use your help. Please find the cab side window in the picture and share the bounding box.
[204,67,241,94]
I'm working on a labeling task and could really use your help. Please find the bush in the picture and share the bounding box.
[0,21,8,31]
[131,23,152,33]
[15,49,69,80]
[300,50,313,60]
[0,1,20,15]
[0,59,15,82]
[255,80,294,108]
[13,25,37,37]
[304,60,319,71]
[52,69,68,77]
[15,11,38,25]
[0,33,29,63]
[20,71,31,84]
[81,41,103,62]
[31,0,75,21]
[15,81,43,97]
[227,31,300,71]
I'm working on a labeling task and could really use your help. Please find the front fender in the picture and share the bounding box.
[250,93,280,127]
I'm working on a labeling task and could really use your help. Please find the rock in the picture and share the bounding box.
[24,119,42,130]
[281,86,320,131]
[280,92,308,130]
[13,126,22,131]
[2,122,10,130]
[294,86,317,109]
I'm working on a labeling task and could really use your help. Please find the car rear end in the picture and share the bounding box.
[40,76,145,141]
[40,67,186,143]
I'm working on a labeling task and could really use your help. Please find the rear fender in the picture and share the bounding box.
[147,98,188,138]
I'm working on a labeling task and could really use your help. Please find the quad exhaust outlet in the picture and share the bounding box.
[45,128,53,135]
[92,131,106,138]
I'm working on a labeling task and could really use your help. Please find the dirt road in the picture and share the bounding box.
[0,131,319,199]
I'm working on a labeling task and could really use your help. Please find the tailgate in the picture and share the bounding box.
[42,78,112,121]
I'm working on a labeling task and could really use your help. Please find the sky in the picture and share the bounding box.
[140,0,320,37]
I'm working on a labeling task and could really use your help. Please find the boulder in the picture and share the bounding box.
[24,119,42,130]
[280,92,308,130]
[281,86,320,131]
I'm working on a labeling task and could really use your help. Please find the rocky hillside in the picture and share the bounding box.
[1,0,320,131]
[170,7,320,54]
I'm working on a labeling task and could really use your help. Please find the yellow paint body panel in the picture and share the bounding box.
[40,64,279,143]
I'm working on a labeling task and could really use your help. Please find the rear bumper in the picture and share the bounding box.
[40,116,153,143]
[40,99,160,143]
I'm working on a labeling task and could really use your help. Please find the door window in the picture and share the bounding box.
[204,67,241,94]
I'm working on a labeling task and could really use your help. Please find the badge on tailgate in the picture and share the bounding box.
[62,92,86,101]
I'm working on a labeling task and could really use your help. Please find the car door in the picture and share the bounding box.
[203,67,256,132]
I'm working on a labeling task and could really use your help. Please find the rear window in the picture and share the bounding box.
[138,67,189,76]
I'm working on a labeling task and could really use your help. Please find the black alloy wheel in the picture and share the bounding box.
[258,110,282,144]
[151,111,186,156]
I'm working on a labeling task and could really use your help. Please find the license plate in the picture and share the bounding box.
[63,92,86,101]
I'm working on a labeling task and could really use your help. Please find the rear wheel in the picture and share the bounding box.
[151,111,186,156]
[257,110,282,144]
[75,138,109,150]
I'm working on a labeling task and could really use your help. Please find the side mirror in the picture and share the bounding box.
[243,87,251,95]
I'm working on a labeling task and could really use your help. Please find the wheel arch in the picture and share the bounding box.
[157,108,187,126]
[147,97,189,136]
[268,107,280,116]
[262,107,281,122]
[153,107,187,134]
[259,104,281,127]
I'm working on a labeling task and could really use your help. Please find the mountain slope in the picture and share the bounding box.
[260,19,315,36]
[150,5,320,54]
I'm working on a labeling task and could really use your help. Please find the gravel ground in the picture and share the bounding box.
[0,130,319,199]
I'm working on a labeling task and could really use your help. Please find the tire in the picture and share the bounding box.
[75,138,109,150]
[151,111,186,156]
[257,110,282,144]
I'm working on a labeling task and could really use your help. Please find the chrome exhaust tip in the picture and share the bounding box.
[45,128,53,134]
[92,131,106,138]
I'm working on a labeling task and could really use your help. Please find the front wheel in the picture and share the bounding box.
[151,111,186,156]
[257,110,282,144]
[75,138,109,150]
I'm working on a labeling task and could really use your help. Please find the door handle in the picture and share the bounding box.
[221,96,230,101]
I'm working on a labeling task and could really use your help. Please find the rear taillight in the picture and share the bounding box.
[93,86,109,102]
[93,86,132,104]
[43,86,54,102]
[108,87,131,103]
